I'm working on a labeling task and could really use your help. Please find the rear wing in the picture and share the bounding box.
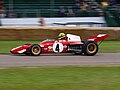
[86,34,109,42]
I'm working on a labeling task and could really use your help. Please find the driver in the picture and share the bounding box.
[58,33,67,40]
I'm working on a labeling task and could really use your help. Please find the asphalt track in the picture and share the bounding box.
[0,53,120,67]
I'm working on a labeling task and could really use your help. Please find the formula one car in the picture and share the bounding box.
[10,34,108,56]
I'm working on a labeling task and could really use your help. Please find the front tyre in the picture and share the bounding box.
[29,44,41,56]
[82,41,98,56]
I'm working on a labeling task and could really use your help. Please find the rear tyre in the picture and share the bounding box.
[29,44,41,56]
[82,41,98,56]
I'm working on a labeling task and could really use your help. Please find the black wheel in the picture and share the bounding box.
[82,41,98,56]
[29,44,41,56]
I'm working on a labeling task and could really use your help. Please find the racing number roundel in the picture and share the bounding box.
[53,41,63,53]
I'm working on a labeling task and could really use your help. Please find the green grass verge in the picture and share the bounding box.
[99,41,120,53]
[0,40,120,54]
[0,66,119,90]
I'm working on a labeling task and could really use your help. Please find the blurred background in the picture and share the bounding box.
[0,0,120,27]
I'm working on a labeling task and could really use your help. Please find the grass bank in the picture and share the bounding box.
[99,40,120,53]
[0,66,119,90]
[0,40,120,54]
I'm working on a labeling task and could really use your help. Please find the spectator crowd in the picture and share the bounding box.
[0,0,119,18]
[59,0,119,17]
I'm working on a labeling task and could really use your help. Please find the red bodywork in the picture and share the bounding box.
[10,34,108,55]
[10,44,31,54]
[86,34,109,42]
[10,40,83,54]
[40,40,83,53]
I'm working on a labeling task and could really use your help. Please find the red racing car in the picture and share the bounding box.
[10,33,108,56]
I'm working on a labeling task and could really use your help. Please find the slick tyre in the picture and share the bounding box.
[29,44,41,56]
[82,41,98,56]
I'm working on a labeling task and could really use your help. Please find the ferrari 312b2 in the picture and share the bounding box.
[10,33,108,56]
